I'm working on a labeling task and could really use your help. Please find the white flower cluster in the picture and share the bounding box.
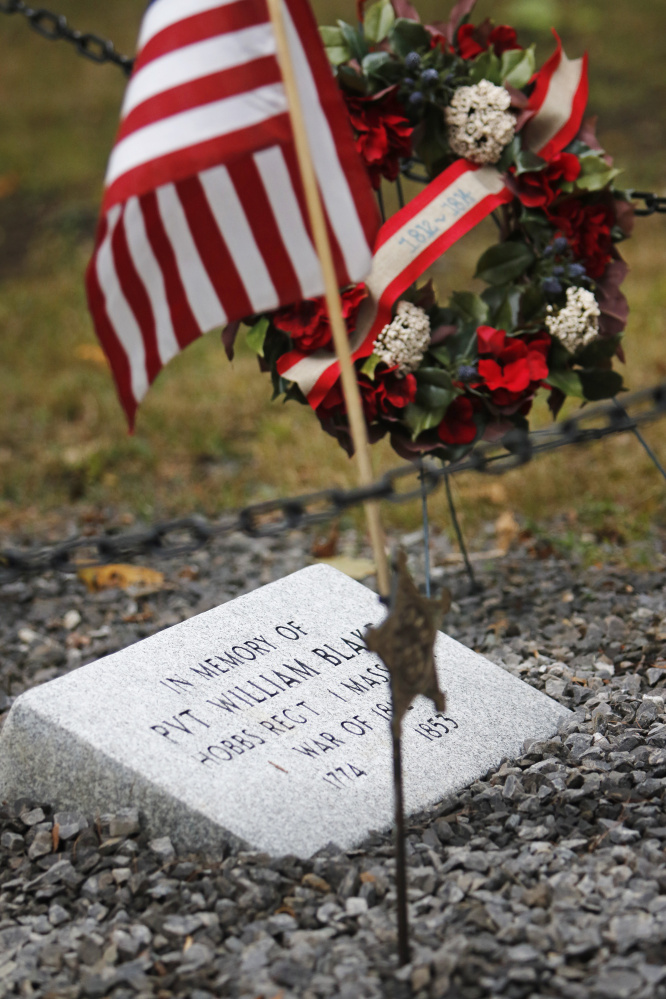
[546,286,601,353]
[445,79,515,165]
[372,301,431,376]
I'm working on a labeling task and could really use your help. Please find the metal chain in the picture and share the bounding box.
[2,382,666,582]
[630,192,666,217]
[0,0,134,75]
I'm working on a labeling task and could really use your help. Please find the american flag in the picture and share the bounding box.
[86,0,379,426]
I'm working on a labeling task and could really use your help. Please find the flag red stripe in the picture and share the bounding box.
[119,57,281,143]
[282,0,379,251]
[227,157,302,309]
[103,114,292,214]
[85,218,138,428]
[111,213,162,385]
[176,175,253,319]
[139,191,202,350]
[134,0,269,73]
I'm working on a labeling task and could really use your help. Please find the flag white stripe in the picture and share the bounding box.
[199,165,278,314]
[107,83,287,187]
[139,0,238,50]
[254,147,322,297]
[123,197,180,366]
[284,3,372,283]
[123,25,276,118]
[96,206,149,405]
[156,184,227,330]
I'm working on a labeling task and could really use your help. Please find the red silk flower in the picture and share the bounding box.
[511,152,581,208]
[272,284,367,353]
[317,367,417,424]
[546,197,615,279]
[477,326,550,407]
[345,90,413,190]
[438,395,478,445]
[457,23,521,59]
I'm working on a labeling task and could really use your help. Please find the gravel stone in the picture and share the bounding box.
[4,520,666,996]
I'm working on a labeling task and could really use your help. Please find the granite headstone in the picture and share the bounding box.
[0,565,569,856]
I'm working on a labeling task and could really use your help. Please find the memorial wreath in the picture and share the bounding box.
[231,0,633,461]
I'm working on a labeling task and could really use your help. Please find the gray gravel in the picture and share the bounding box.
[2,517,666,998]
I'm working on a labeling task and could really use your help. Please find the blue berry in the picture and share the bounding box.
[421,68,439,85]
[543,245,553,257]
[553,236,569,253]
[409,91,424,106]
[403,76,415,88]
[405,51,421,71]
[552,265,564,276]
[542,277,562,294]
[458,365,477,382]
[568,262,587,278]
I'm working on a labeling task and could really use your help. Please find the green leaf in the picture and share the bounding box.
[363,0,395,44]
[475,242,535,285]
[338,20,368,62]
[545,368,584,397]
[449,291,489,324]
[246,317,269,357]
[483,286,521,330]
[360,352,382,378]
[416,383,455,410]
[416,367,453,389]
[388,18,430,57]
[337,64,367,94]
[574,153,621,192]
[501,44,535,89]
[519,284,545,323]
[413,104,448,176]
[404,403,446,438]
[579,368,624,401]
[319,26,351,66]
[513,146,547,175]
[469,49,502,85]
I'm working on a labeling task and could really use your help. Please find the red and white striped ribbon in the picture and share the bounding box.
[277,38,588,409]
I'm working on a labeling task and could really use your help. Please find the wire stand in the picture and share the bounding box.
[395,173,405,211]
[613,397,666,486]
[376,186,386,224]
[419,459,432,598]
[444,473,481,593]
[392,722,410,966]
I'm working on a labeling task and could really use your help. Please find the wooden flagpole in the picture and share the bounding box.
[266,0,391,598]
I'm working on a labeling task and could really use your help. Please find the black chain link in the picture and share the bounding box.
[2,382,666,583]
[630,192,666,217]
[0,0,134,75]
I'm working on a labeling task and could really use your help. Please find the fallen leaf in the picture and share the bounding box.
[495,510,520,553]
[359,871,376,883]
[311,524,339,558]
[75,343,109,367]
[315,555,375,580]
[52,823,60,851]
[0,173,19,199]
[78,564,165,593]
[274,904,296,918]
[183,936,193,952]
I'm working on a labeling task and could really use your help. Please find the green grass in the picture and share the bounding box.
[0,0,665,550]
